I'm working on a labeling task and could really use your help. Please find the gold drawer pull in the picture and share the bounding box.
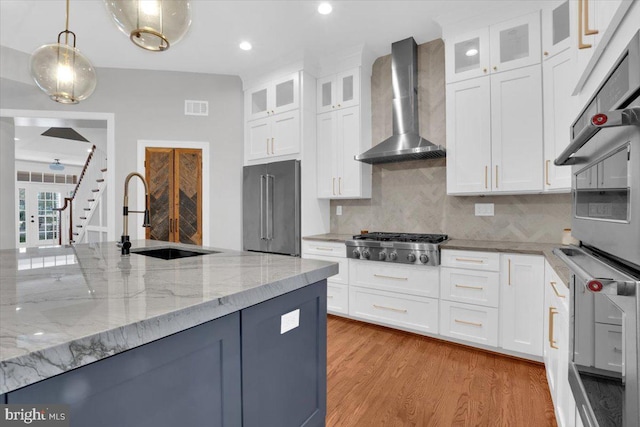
[373,304,407,313]
[374,274,409,281]
[545,160,551,186]
[549,307,559,349]
[455,257,484,264]
[550,281,566,298]
[455,284,484,290]
[454,319,482,327]
[315,247,334,251]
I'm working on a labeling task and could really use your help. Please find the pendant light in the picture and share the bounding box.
[104,0,192,52]
[30,0,97,104]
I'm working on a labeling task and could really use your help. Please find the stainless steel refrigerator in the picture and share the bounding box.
[242,160,301,256]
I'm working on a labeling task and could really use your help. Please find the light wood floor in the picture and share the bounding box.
[327,315,557,427]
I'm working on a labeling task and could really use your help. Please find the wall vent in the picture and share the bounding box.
[185,100,209,116]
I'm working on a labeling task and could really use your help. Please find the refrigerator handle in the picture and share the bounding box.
[260,175,266,240]
[267,174,274,240]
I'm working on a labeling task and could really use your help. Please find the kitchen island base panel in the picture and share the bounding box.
[6,311,242,427]
[242,279,327,427]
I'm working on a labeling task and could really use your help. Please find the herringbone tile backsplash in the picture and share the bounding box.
[329,39,572,244]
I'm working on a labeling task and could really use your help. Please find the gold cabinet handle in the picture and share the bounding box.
[583,0,599,35]
[374,274,409,281]
[315,247,334,252]
[332,177,336,195]
[544,51,549,56]
[338,177,342,195]
[549,307,559,349]
[455,319,483,327]
[545,160,551,186]
[266,138,270,155]
[578,0,593,49]
[373,304,407,313]
[455,284,484,290]
[483,68,488,73]
[455,257,484,264]
[495,165,499,188]
[508,259,512,285]
[485,166,488,189]
[493,66,497,71]
[271,137,275,154]
[550,281,566,298]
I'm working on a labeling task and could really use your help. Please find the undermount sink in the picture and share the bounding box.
[131,247,220,260]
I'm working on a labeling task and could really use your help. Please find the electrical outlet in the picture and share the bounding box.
[475,203,494,216]
[336,205,343,216]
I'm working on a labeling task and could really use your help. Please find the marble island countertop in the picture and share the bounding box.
[0,240,338,395]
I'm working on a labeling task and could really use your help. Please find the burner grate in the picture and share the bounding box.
[352,232,448,244]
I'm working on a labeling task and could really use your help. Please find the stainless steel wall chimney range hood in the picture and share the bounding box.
[355,37,445,164]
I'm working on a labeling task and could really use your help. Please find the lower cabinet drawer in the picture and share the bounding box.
[349,260,439,298]
[594,323,623,373]
[348,286,438,334]
[439,300,498,347]
[327,282,348,315]
[440,267,499,307]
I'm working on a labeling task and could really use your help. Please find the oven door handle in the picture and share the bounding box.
[552,248,596,284]
[555,106,640,166]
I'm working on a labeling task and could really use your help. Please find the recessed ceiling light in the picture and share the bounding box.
[239,41,252,51]
[318,3,332,15]
[465,48,479,57]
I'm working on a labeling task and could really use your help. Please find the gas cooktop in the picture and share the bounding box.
[346,232,448,266]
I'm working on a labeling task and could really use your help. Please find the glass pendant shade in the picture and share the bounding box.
[30,41,97,104]
[104,0,191,51]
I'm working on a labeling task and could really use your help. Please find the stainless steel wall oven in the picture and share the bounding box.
[555,30,640,427]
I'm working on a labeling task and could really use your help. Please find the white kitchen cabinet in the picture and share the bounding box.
[441,249,501,272]
[316,106,371,199]
[246,72,299,121]
[439,300,499,346]
[544,260,576,427]
[445,12,540,83]
[543,48,576,192]
[301,240,349,316]
[246,110,300,162]
[500,254,544,356]
[440,267,500,308]
[491,65,544,193]
[542,1,572,60]
[572,0,634,95]
[445,77,492,194]
[349,259,440,334]
[317,68,360,114]
[447,64,543,195]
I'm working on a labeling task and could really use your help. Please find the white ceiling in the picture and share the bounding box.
[0,0,538,78]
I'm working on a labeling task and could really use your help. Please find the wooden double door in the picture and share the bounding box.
[145,147,202,245]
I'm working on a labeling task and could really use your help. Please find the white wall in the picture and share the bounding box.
[0,117,16,249]
[1,46,244,250]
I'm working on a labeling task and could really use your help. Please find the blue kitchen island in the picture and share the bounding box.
[0,240,337,427]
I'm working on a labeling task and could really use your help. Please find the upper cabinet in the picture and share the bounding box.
[542,0,572,59]
[316,66,371,199]
[571,0,634,96]
[445,12,541,83]
[246,73,299,121]
[317,68,360,114]
[446,11,544,196]
[244,72,302,164]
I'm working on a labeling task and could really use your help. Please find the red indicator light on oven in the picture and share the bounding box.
[587,280,603,292]
[592,114,608,126]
